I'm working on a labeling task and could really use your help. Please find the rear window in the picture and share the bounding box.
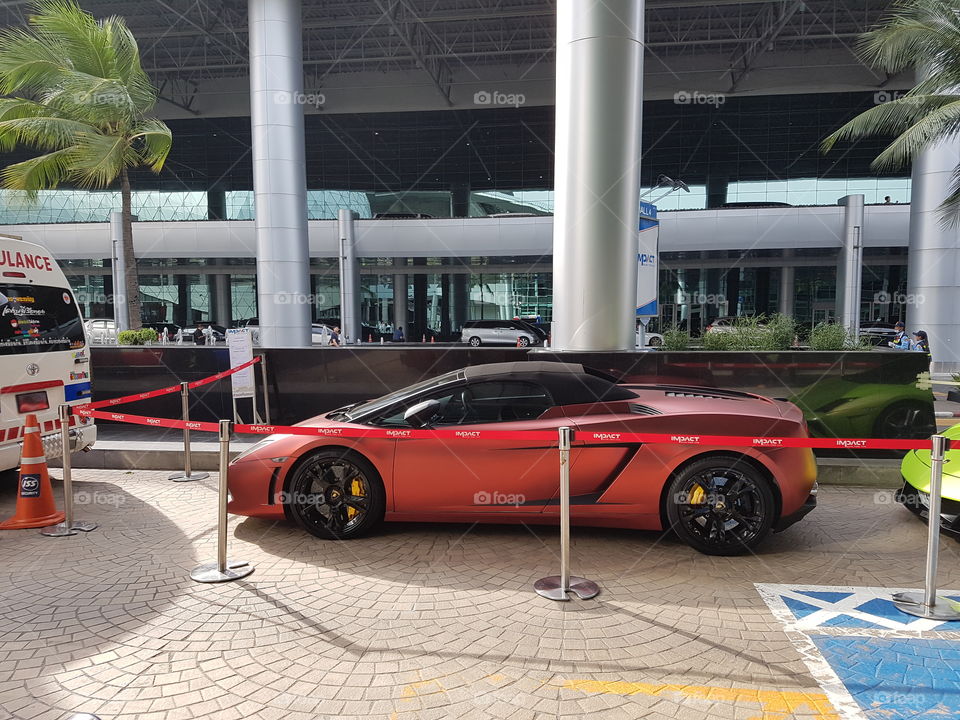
[0,284,85,355]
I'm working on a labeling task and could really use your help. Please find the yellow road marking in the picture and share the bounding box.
[393,674,839,720]
[564,679,840,720]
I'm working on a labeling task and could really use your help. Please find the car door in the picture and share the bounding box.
[389,379,563,515]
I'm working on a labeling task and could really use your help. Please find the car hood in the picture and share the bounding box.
[623,384,797,422]
[907,422,960,480]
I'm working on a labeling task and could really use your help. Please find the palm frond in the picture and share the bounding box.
[857,0,960,75]
[1,146,75,195]
[0,115,93,152]
[821,94,956,154]
[68,130,135,188]
[29,0,116,79]
[0,27,69,94]
[871,100,960,170]
[937,165,960,229]
[130,118,172,172]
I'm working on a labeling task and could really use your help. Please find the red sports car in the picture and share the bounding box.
[228,361,818,555]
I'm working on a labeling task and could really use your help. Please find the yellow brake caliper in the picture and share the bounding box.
[689,484,706,505]
[346,477,365,520]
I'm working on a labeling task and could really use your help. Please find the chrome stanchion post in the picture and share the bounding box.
[893,434,960,620]
[190,419,254,583]
[169,381,209,482]
[42,404,97,536]
[534,426,600,601]
[259,355,271,424]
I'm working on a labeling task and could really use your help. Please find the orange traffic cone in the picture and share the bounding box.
[0,414,64,529]
[431,335,435,343]
[368,333,373,343]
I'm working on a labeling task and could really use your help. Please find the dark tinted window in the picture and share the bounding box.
[0,284,85,355]
[373,380,552,427]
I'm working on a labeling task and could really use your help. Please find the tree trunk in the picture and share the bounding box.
[120,168,142,330]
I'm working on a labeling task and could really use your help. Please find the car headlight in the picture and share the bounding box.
[232,435,289,463]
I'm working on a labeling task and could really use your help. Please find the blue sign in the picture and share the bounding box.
[637,203,659,318]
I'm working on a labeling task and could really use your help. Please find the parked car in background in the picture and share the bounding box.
[84,318,117,343]
[241,318,338,346]
[636,329,664,348]
[460,319,544,347]
[859,321,898,347]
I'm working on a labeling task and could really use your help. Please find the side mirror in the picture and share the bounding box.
[404,399,441,428]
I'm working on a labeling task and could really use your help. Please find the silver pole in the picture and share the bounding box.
[534,426,599,601]
[893,434,960,620]
[42,405,98,536]
[190,419,254,583]
[259,355,271,424]
[169,382,208,482]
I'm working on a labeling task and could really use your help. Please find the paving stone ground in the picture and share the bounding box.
[0,471,957,720]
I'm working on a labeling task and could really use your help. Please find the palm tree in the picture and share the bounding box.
[822,0,960,224]
[0,0,172,329]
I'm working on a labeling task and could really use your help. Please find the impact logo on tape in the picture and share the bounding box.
[20,473,40,498]
[671,435,700,444]
[753,438,784,446]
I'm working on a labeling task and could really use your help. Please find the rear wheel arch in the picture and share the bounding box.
[657,451,782,531]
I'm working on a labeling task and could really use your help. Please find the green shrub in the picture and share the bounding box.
[728,315,768,351]
[702,329,735,350]
[809,322,866,350]
[662,326,690,351]
[765,313,796,350]
[117,328,158,345]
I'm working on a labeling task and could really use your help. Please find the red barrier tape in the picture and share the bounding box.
[71,405,933,450]
[83,356,262,410]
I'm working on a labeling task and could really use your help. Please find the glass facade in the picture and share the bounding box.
[0,91,911,224]
[61,249,908,339]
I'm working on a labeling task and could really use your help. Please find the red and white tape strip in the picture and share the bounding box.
[81,356,262,411]
[72,406,932,450]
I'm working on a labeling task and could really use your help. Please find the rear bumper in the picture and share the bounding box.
[774,491,817,532]
[0,422,96,474]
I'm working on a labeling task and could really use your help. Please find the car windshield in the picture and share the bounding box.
[341,370,464,421]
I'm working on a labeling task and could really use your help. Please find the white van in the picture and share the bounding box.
[0,235,96,472]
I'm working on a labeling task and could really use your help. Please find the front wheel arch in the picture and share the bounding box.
[281,444,387,523]
[657,451,782,534]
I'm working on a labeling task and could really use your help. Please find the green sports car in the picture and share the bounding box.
[789,377,935,440]
[898,423,960,537]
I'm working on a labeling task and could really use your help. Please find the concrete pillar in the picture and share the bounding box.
[908,138,960,368]
[551,0,644,351]
[837,194,864,339]
[413,262,427,340]
[174,275,189,326]
[706,174,728,209]
[779,250,795,316]
[109,211,130,331]
[755,268,771,316]
[207,189,226,220]
[249,0,310,347]
[337,209,361,344]
[453,272,468,331]
[393,259,408,336]
[214,273,231,326]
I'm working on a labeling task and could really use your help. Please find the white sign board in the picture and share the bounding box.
[637,201,659,318]
[226,328,255,399]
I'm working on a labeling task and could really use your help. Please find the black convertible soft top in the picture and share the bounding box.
[463,362,634,406]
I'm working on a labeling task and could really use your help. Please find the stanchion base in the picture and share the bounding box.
[40,520,98,536]
[190,560,254,583]
[534,575,600,601]
[170,471,209,482]
[892,591,960,621]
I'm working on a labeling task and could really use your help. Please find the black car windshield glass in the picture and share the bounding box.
[345,370,464,422]
[0,284,85,355]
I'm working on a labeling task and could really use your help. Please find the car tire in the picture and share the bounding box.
[648,336,663,347]
[285,448,386,540]
[517,336,531,347]
[665,456,776,556]
[468,336,482,347]
[873,401,936,439]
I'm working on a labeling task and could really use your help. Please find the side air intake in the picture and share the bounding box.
[629,403,662,416]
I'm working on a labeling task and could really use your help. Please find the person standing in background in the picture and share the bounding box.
[911,330,930,357]
[889,321,910,349]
